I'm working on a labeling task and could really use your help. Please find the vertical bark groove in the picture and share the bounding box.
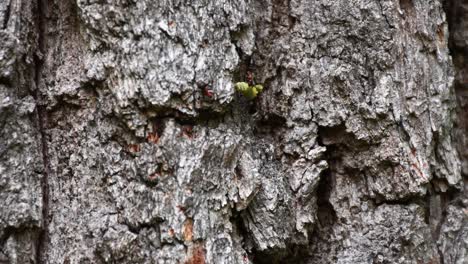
[33,0,50,262]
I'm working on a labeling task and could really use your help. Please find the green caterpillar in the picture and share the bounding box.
[235,82,264,99]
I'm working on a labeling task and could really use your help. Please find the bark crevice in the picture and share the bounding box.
[33,0,50,263]
[2,1,10,30]
[439,2,468,263]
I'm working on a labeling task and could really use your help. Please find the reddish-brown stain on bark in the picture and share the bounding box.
[128,144,140,153]
[203,86,213,98]
[185,245,205,264]
[147,172,160,181]
[176,205,187,213]
[183,218,194,241]
[436,25,445,43]
[181,125,194,139]
[147,132,159,144]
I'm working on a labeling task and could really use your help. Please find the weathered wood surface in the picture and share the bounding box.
[0,0,466,263]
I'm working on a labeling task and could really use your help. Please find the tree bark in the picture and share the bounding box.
[0,0,466,263]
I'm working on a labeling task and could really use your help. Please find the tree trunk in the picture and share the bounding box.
[0,0,466,263]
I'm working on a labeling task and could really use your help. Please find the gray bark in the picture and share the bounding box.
[0,0,466,263]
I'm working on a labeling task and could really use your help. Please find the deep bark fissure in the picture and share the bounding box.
[246,130,335,264]
[439,2,467,263]
[2,1,10,30]
[445,0,468,172]
[0,226,25,246]
[315,167,336,230]
[307,129,347,263]
[229,211,253,262]
[33,0,50,263]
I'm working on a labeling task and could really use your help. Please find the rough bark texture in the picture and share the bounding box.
[0,0,466,263]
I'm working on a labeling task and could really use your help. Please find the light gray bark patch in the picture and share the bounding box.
[0,0,46,262]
